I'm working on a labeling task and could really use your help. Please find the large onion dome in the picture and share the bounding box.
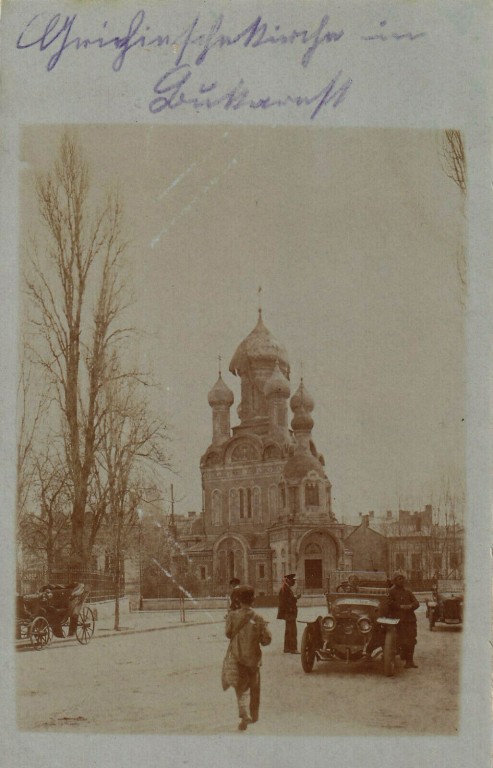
[229,311,290,376]
[264,360,290,399]
[208,373,234,407]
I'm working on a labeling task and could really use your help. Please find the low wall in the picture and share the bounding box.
[131,592,432,612]
[88,597,129,621]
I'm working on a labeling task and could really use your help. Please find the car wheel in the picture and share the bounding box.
[301,626,316,673]
[383,628,396,677]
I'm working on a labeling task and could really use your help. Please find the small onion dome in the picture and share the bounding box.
[290,379,314,413]
[291,410,314,432]
[229,311,290,376]
[208,374,234,407]
[264,360,290,399]
[283,452,325,480]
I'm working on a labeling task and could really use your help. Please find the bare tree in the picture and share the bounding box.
[441,130,467,195]
[24,131,135,568]
[18,449,71,574]
[99,364,170,629]
[16,351,50,571]
[439,130,467,295]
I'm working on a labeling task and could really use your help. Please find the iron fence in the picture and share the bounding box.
[18,569,125,602]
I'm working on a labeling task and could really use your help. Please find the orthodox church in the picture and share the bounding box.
[178,311,349,595]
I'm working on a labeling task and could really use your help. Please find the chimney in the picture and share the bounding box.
[386,510,393,519]
[369,511,374,519]
[361,514,369,528]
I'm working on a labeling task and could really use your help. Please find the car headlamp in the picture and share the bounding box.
[357,617,372,634]
[322,616,336,631]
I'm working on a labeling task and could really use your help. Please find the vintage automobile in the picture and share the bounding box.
[426,579,463,630]
[300,577,400,677]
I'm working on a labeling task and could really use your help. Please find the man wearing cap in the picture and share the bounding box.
[277,573,300,654]
[388,571,419,668]
[228,577,241,611]
[224,585,271,730]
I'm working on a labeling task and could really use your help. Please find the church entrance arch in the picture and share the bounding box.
[298,530,339,593]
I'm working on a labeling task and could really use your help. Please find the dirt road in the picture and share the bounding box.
[16,606,461,735]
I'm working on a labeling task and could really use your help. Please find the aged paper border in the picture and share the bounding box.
[1,1,491,766]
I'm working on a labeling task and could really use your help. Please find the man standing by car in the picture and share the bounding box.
[388,571,419,668]
[277,573,299,653]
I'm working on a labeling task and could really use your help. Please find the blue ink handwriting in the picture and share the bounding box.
[149,64,352,120]
[14,8,427,118]
[16,10,345,72]
[361,20,426,41]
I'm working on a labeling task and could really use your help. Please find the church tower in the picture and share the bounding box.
[180,309,346,597]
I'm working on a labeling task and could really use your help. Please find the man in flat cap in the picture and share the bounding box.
[223,585,271,730]
[388,571,419,668]
[277,573,300,654]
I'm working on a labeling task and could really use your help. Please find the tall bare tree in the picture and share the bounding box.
[98,363,170,629]
[24,131,134,568]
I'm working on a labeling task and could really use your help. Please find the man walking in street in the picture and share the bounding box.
[388,570,419,668]
[223,585,271,731]
[277,573,299,654]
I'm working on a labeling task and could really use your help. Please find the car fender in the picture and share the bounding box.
[376,617,400,626]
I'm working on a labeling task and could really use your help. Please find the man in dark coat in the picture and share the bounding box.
[224,585,271,730]
[277,573,299,653]
[388,571,419,668]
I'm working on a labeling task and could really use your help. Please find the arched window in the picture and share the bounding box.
[269,485,277,519]
[212,489,222,526]
[253,486,261,521]
[305,482,319,506]
[278,483,286,509]
[229,488,239,522]
[228,550,235,580]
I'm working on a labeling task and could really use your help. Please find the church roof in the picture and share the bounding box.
[229,311,290,376]
[283,452,325,480]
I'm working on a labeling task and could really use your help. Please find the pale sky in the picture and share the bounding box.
[21,126,466,524]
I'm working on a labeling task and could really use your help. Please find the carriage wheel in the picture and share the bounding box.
[76,606,95,644]
[30,617,52,650]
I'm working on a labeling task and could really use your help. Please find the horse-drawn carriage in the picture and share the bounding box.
[16,582,96,650]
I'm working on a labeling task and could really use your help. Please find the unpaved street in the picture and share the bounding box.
[16,606,461,736]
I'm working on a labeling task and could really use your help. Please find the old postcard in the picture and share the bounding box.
[1,1,491,767]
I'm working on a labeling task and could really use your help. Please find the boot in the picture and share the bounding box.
[404,651,418,669]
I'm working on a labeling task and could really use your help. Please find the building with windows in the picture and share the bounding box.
[176,310,349,595]
[347,506,464,585]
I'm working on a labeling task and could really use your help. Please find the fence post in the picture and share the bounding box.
[179,596,185,623]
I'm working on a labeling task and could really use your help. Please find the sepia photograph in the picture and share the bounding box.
[15,124,467,737]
